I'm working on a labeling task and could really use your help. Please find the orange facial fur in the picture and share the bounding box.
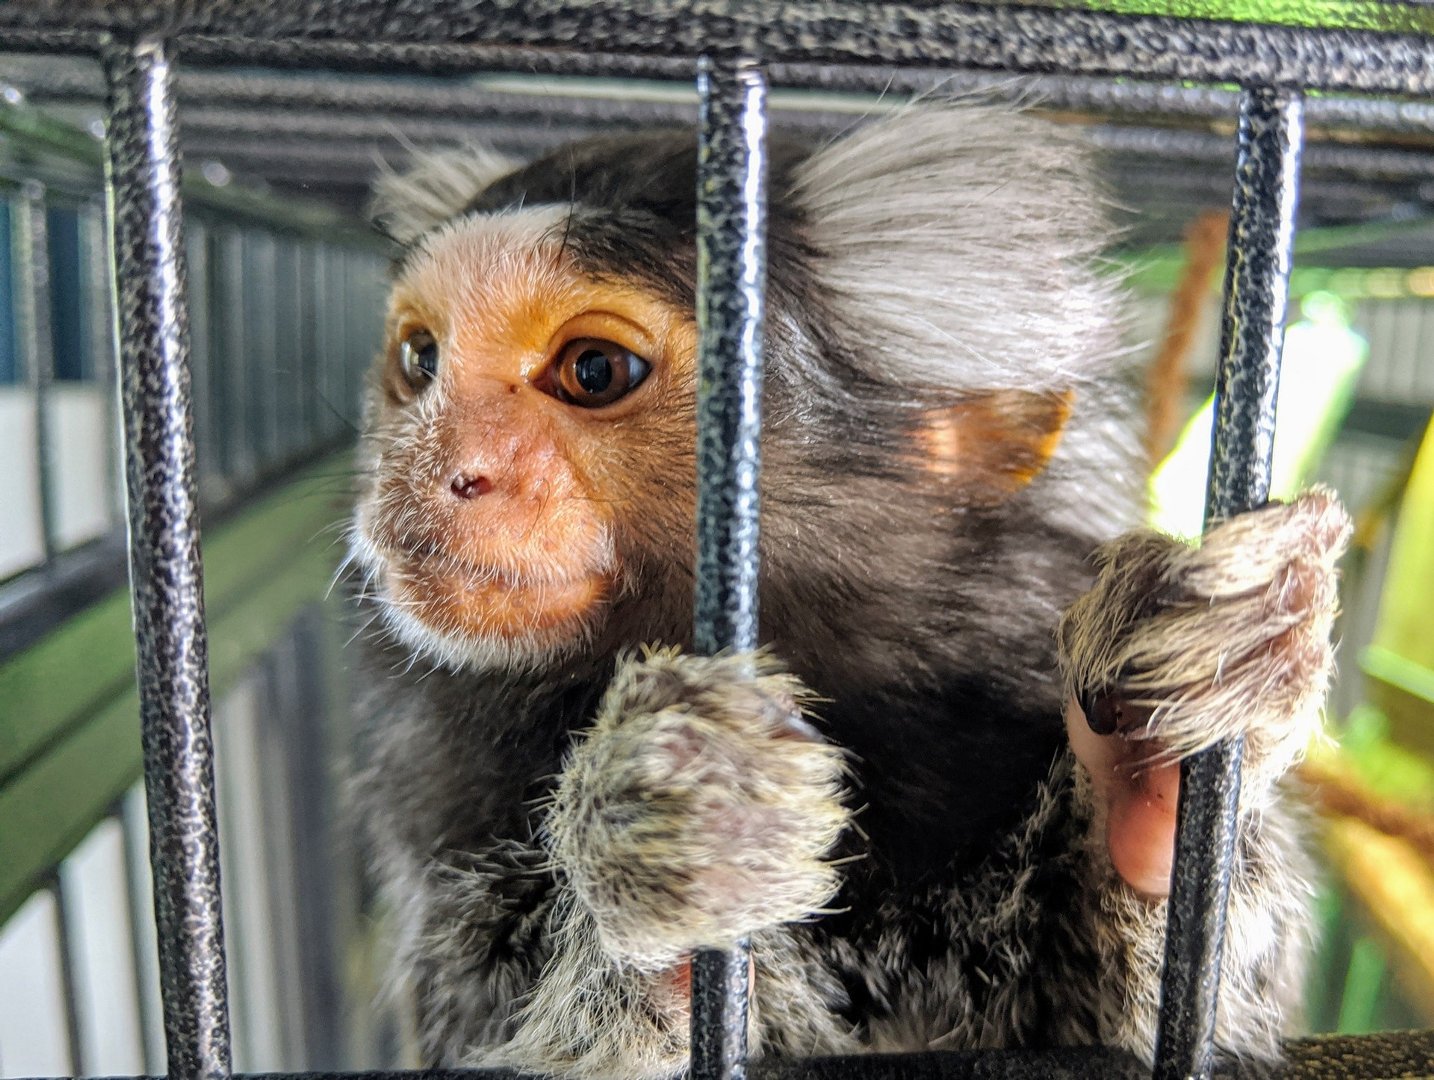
[354,214,698,663]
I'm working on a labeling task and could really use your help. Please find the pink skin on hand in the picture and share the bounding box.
[1065,697,1182,898]
[660,953,758,1010]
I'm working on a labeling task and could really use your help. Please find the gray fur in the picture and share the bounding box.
[349,105,1344,1078]
[792,104,1125,394]
[370,144,521,244]
[1060,488,1351,799]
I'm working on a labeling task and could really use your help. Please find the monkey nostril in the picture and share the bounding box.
[450,472,493,500]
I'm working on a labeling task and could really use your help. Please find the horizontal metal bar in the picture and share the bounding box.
[0,57,708,126]
[0,93,385,246]
[0,531,131,661]
[7,1029,1434,1079]
[12,53,1434,139]
[12,81,1434,197]
[1087,125,1434,184]
[173,114,1434,187]
[4,2,1434,95]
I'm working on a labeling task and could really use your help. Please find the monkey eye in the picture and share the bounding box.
[399,329,439,386]
[547,338,651,409]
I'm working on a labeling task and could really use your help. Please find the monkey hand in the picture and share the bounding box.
[546,648,849,968]
[1058,488,1351,896]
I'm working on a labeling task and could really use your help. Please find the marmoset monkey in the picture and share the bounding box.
[348,104,1349,1078]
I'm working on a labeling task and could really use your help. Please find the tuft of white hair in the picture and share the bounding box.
[369,144,520,245]
[790,103,1123,395]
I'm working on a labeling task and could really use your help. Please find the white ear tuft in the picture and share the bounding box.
[790,103,1124,394]
[369,145,521,245]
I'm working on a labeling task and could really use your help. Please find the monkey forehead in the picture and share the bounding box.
[394,206,574,316]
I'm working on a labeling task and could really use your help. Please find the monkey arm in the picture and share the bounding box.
[1059,759,1315,1064]
[386,834,708,1078]
[390,841,557,1063]
[464,648,851,1078]
[545,647,851,967]
[1055,488,1351,1061]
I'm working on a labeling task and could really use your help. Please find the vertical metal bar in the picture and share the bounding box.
[334,248,353,425]
[119,794,166,1076]
[295,241,317,445]
[312,243,336,439]
[691,54,767,1080]
[48,875,87,1077]
[14,180,58,562]
[271,238,294,461]
[101,34,233,1080]
[186,220,216,500]
[245,232,279,472]
[84,199,125,526]
[1152,85,1303,1080]
[219,229,251,486]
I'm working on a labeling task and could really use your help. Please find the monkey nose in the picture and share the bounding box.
[449,472,493,500]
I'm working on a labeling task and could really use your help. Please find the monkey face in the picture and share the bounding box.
[351,209,699,670]
[351,120,1138,677]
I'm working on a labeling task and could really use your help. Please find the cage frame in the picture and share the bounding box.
[2,3,1433,1079]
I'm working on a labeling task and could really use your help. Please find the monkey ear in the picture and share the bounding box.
[369,145,520,246]
[918,389,1074,504]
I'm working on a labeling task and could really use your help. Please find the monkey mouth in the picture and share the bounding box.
[388,537,524,591]
[380,536,609,642]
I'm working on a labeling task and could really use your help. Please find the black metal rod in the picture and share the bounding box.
[185,219,218,496]
[7,3,1434,97]
[101,33,234,1080]
[218,228,251,485]
[691,53,768,1080]
[1152,85,1304,1080]
[119,795,167,1076]
[16,53,1434,140]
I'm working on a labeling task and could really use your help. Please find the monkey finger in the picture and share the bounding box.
[1106,753,1181,899]
[1174,488,1350,601]
[1112,565,1331,704]
[1066,696,1179,899]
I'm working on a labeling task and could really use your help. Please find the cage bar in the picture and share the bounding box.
[100,33,233,1080]
[1152,85,1305,1080]
[185,219,218,497]
[118,794,167,1076]
[1,3,1429,1079]
[14,179,58,563]
[5,3,1434,97]
[691,53,769,1080]
[12,59,1434,140]
[82,198,124,524]
[49,875,87,1076]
